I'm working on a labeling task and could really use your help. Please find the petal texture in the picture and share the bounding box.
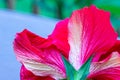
[14,29,66,79]
[20,65,54,80]
[68,5,117,70]
[88,52,120,80]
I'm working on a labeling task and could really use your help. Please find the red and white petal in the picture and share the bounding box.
[88,52,120,80]
[14,29,66,79]
[68,5,117,70]
[20,65,54,80]
[88,67,120,80]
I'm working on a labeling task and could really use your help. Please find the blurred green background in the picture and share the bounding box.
[0,0,120,36]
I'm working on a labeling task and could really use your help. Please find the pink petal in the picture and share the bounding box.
[20,65,54,80]
[88,52,120,80]
[14,29,66,79]
[48,18,70,58]
[68,5,117,70]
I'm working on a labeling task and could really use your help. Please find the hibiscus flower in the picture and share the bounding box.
[13,5,120,80]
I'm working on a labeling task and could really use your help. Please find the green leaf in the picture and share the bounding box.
[62,55,93,80]
[62,55,76,80]
[75,56,93,80]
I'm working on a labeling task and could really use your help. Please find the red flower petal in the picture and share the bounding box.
[48,18,70,58]
[14,29,66,79]
[88,67,120,80]
[98,40,120,61]
[88,52,120,80]
[68,5,117,70]
[20,65,54,80]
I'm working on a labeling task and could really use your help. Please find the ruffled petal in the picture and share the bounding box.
[13,29,66,79]
[49,18,70,58]
[20,65,54,80]
[68,5,117,70]
[98,40,120,61]
[88,52,120,80]
[88,67,120,80]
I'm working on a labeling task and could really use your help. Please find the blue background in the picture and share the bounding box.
[0,10,57,80]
